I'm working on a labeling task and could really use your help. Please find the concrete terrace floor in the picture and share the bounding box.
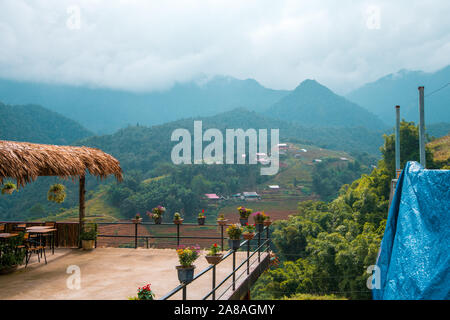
[0,248,252,300]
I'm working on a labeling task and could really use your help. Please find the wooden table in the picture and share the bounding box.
[26,226,52,230]
[27,229,57,255]
[0,233,19,239]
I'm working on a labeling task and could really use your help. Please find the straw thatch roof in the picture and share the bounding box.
[0,140,123,187]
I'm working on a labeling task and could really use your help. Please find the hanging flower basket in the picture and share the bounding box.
[205,254,223,265]
[174,218,184,225]
[1,182,17,195]
[243,232,255,240]
[47,184,66,203]
[132,218,143,224]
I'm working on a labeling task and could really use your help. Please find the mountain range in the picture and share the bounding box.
[346,65,450,125]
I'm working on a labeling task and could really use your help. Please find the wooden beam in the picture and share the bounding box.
[79,175,85,248]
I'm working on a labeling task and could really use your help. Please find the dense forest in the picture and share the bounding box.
[252,121,446,300]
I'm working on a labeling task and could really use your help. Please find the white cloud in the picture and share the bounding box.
[0,0,449,94]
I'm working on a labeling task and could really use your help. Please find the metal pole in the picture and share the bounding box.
[258,231,261,263]
[182,286,187,300]
[418,86,426,167]
[220,225,224,250]
[212,265,216,300]
[134,223,138,249]
[266,226,270,253]
[247,239,250,275]
[232,250,236,291]
[177,224,180,247]
[395,105,401,176]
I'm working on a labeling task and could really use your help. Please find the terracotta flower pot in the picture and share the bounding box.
[173,219,184,225]
[176,265,196,283]
[197,217,205,225]
[217,219,228,226]
[205,254,223,265]
[243,232,255,240]
[132,218,142,224]
[263,219,272,227]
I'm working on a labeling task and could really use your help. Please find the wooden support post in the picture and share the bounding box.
[78,175,86,248]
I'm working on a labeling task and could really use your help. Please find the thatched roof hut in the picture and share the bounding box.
[0,140,123,244]
[0,140,122,186]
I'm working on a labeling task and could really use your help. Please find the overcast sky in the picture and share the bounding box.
[0,0,449,94]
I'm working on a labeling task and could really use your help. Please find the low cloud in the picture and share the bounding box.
[0,0,449,94]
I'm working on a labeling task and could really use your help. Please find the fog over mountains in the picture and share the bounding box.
[0,65,448,135]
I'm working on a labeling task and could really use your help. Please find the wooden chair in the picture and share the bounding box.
[0,224,5,232]
[19,233,47,267]
[13,224,26,232]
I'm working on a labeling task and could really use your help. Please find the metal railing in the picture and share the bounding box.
[95,221,228,249]
[160,226,271,300]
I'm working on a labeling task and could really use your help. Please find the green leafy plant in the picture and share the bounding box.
[198,209,206,218]
[207,243,221,256]
[226,224,242,240]
[80,223,98,241]
[173,212,182,220]
[252,211,267,224]
[242,223,256,233]
[47,184,66,203]
[176,245,200,268]
[0,233,25,270]
[1,182,17,195]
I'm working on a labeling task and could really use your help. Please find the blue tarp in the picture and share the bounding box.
[373,161,450,300]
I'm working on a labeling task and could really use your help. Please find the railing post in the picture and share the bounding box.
[212,264,216,300]
[177,224,180,247]
[182,286,187,300]
[146,237,149,249]
[266,226,270,253]
[258,230,261,263]
[247,239,250,275]
[220,225,224,250]
[135,223,138,249]
[232,250,236,291]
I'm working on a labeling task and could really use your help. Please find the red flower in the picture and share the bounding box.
[213,243,217,247]
[202,209,205,213]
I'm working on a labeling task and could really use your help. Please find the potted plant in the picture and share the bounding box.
[226,224,242,250]
[0,233,25,274]
[237,206,252,225]
[1,182,17,195]
[150,205,166,224]
[128,283,155,300]
[263,214,273,227]
[197,209,206,225]
[80,223,98,250]
[47,183,66,203]
[217,213,228,226]
[173,212,184,225]
[205,243,223,265]
[252,211,267,233]
[176,245,200,283]
[132,213,143,224]
[242,223,256,240]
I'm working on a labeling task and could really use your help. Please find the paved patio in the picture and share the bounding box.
[0,248,251,300]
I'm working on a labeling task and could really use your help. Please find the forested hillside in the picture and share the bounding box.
[252,121,445,300]
[0,101,92,144]
[266,80,386,130]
